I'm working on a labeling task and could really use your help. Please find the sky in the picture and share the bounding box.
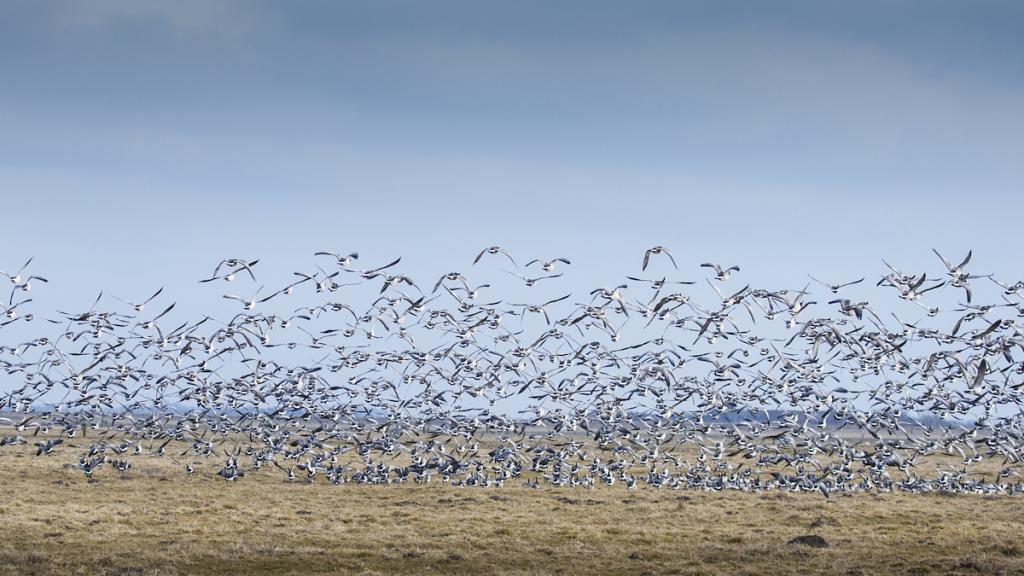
[1,0,1022,319]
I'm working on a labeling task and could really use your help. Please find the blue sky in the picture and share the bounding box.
[1,0,1022,313]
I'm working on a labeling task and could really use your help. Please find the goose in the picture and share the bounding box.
[473,246,517,266]
[1,248,1022,496]
[642,246,677,271]
[3,297,31,320]
[199,258,259,283]
[13,275,48,292]
[0,257,33,284]
[898,274,945,301]
[503,270,562,287]
[626,276,695,290]
[701,262,739,281]
[223,287,264,310]
[933,248,982,302]
[111,287,163,312]
[34,438,63,456]
[525,257,571,272]
[808,275,863,294]
[508,294,570,325]
[359,257,402,279]
[314,251,359,267]
[432,272,470,294]
[138,302,176,330]
[933,248,971,280]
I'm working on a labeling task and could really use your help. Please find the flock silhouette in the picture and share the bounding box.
[1,247,1023,495]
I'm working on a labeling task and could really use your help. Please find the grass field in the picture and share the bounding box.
[1,442,1023,576]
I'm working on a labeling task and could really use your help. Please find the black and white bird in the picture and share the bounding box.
[642,246,677,271]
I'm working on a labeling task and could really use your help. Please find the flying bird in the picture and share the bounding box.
[642,246,677,271]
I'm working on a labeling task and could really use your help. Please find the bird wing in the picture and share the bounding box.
[932,248,953,271]
[956,250,972,270]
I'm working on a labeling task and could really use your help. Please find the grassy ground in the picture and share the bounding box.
[1,444,1023,575]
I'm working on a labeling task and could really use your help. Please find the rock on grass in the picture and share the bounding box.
[787,535,829,548]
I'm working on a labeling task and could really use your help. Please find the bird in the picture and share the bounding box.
[898,274,945,301]
[12,275,47,293]
[359,257,402,279]
[314,251,359,267]
[828,298,871,320]
[932,248,971,279]
[626,276,696,290]
[525,258,571,272]
[503,270,562,287]
[432,272,470,294]
[35,438,63,456]
[0,249,1020,497]
[508,294,570,325]
[0,257,34,284]
[808,275,864,294]
[223,287,264,310]
[199,259,259,283]
[111,287,164,312]
[701,262,740,281]
[138,302,176,330]
[642,247,677,271]
[933,248,979,302]
[473,246,517,266]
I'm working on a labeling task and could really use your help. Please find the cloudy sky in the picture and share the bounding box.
[1,1,1022,313]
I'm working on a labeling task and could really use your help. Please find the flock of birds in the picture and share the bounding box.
[2,247,1024,495]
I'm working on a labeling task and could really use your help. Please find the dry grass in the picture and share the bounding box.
[1,443,1022,576]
